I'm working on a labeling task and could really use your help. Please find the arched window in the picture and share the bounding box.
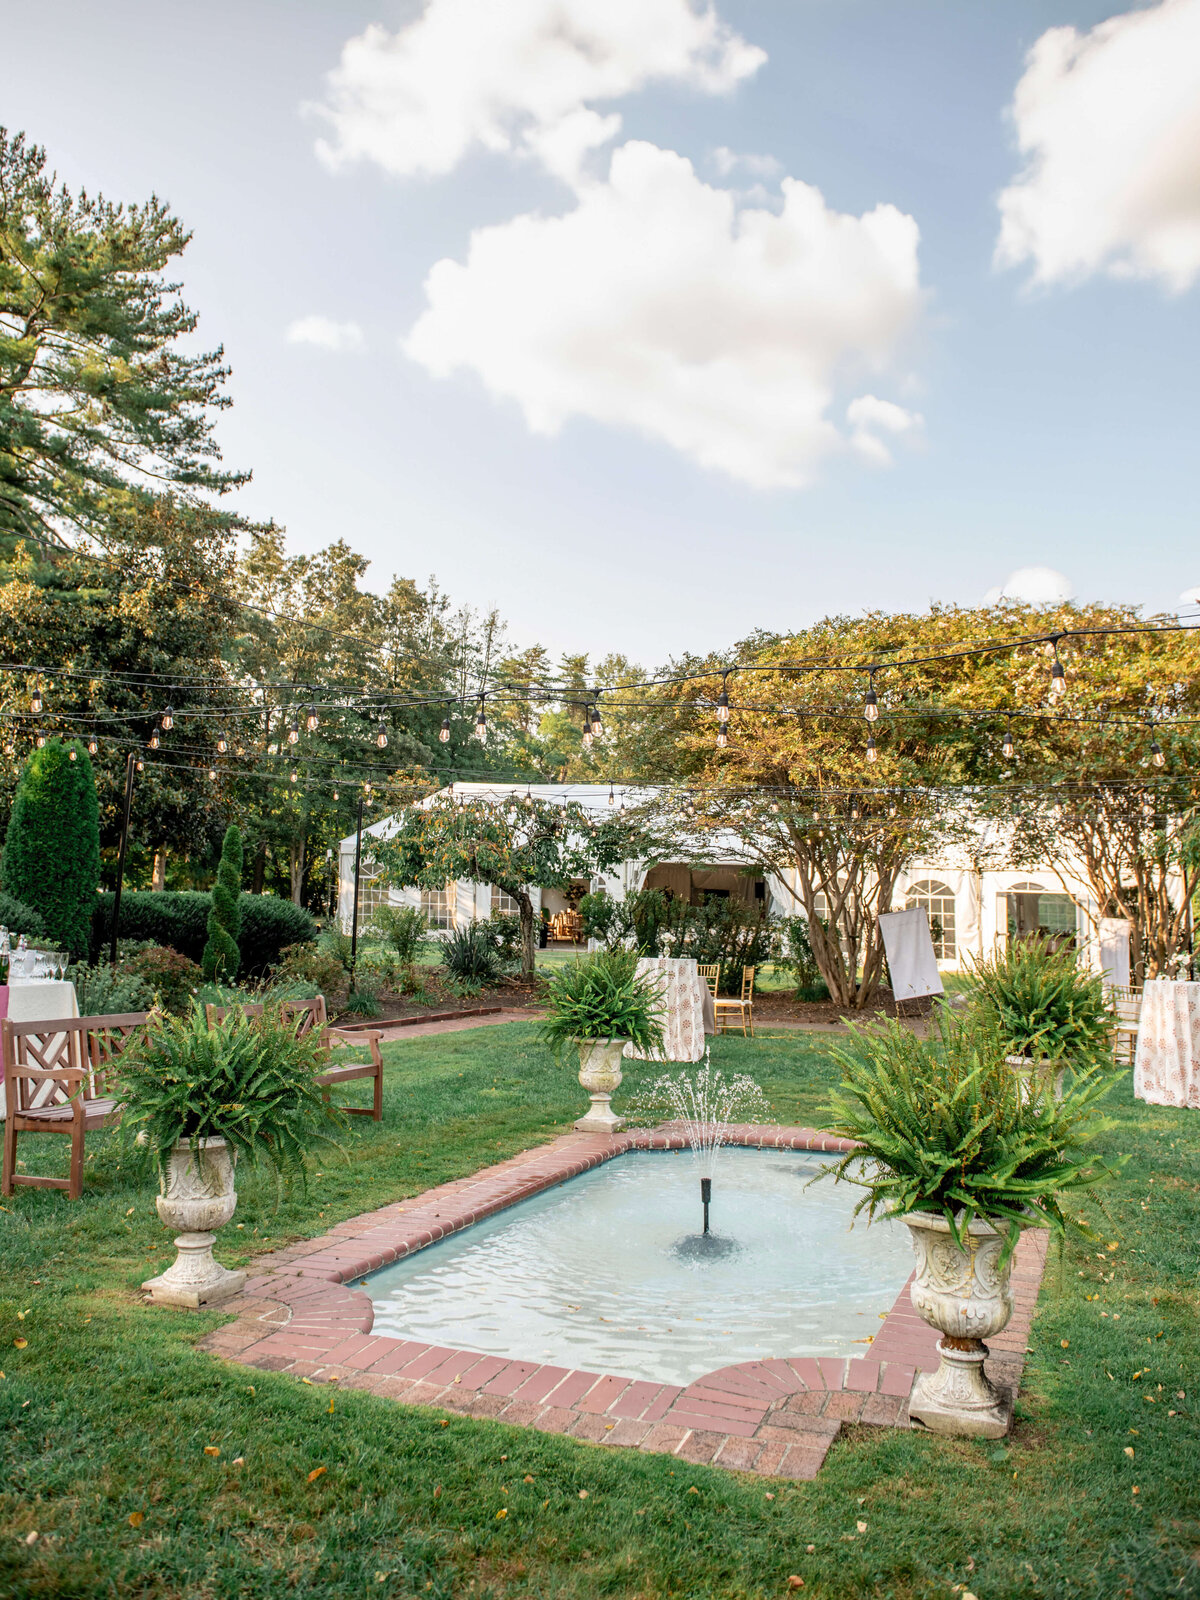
[906,879,957,960]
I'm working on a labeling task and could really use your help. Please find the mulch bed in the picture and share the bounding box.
[332,975,544,1027]
[754,987,934,1026]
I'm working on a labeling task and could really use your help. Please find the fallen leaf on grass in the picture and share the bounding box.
[806,1545,815,1553]
[1132,1486,1139,1495]
[856,1520,867,1533]
[786,1578,804,1590]
[203,1447,220,1458]
[578,1490,589,1499]
[13,1339,27,1349]
[495,1508,507,1520]
[232,1458,244,1466]
[307,1467,326,1483]
[1060,1340,1069,1349]
[523,1475,534,1484]
[25,1530,38,1545]
[433,1486,442,1499]
[439,1420,449,1428]
[688,1487,699,1495]
[128,1512,144,1528]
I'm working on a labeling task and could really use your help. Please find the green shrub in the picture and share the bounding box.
[202,825,243,981]
[341,988,382,1017]
[669,898,778,994]
[69,958,153,1017]
[271,941,346,997]
[367,903,427,964]
[92,892,315,977]
[481,911,522,967]
[115,1004,342,1182]
[121,946,204,1015]
[440,923,503,986]
[968,937,1114,1070]
[822,1007,1122,1263]
[540,950,665,1058]
[317,926,355,973]
[0,889,47,941]
[2,738,100,958]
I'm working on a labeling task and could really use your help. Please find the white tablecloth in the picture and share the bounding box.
[6,980,80,1025]
[623,957,714,1063]
[1134,979,1200,1109]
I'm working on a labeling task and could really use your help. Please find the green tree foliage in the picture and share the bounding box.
[374,793,640,977]
[202,824,243,980]
[2,737,100,956]
[0,129,245,552]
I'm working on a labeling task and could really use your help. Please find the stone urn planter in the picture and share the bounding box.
[142,1137,248,1308]
[1005,1053,1067,1102]
[903,1210,1016,1439]
[574,1039,626,1134]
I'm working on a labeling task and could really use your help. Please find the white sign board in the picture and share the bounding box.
[1098,918,1133,989]
[879,908,944,1001]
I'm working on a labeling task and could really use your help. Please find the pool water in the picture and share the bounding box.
[366,1149,914,1386]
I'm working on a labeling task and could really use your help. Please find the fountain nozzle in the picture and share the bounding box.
[700,1176,712,1235]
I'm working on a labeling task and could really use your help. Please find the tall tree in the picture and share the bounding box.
[0,129,245,552]
[2,737,100,957]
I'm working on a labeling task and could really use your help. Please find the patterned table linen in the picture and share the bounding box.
[623,957,714,1063]
[1134,979,1200,1109]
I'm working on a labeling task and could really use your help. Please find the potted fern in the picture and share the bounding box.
[117,1006,342,1307]
[969,938,1114,1099]
[822,1008,1118,1438]
[540,951,665,1132]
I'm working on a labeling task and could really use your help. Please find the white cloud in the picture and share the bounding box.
[1180,584,1200,603]
[711,146,783,179]
[403,141,922,488]
[312,0,765,182]
[286,316,364,352]
[996,0,1200,291]
[846,394,924,466]
[983,567,1075,606]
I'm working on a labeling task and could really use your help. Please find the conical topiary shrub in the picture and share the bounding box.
[1,738,101,960]
[202,824,243,980]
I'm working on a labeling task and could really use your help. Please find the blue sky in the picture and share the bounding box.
[3,0,1198,662]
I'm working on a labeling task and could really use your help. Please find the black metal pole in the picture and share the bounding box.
[700,1176,712,1236]
[349,794,364,985]
[110,751,136,964]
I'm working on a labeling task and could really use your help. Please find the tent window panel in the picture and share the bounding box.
[355,858,392,922]
[421,886,455,931]
[906,879,957,960]
[491,889,520,917]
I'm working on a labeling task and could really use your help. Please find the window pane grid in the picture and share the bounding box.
[906,879,957,960]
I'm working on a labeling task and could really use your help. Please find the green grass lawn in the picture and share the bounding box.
[2,1024,1198,1599]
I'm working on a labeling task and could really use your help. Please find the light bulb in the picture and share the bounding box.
[68,749,77,761]
[590,705,603,736]
[582,727,593,750]
[376,720,388,749]
[305,704,319,733]
[717,728,728,749]
[1002,727,1014,759]
[1151,741,1165,768]
[717,686,730,724]
[207,766,216,780]
[474,710,487,743]
[216,733,228,754]
[288,717,300,745]
[866,735,877,763]
[333,789,339,801]
[149,731,160,750]
[439,718,451,743]
[35,732,46,748]
[290,769,298,783]
[607,784,614,805]
[87,737,98,755]
[864,685,878,722]
[136,759,145,771]
[30,683,43,715]
[161,704,174,731]
[1049,658,1066,699]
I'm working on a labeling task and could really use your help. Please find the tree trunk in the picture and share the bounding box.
[151,850,167,891]
[289,837,306,906]
[516,890,536,980]
[251,844,266,895]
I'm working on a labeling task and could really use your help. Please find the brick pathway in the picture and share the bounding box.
[200,1126,1049,1480]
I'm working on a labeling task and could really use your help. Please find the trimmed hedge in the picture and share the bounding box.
[92,892,316,978]
[0,890,47,942]
[3,739,101,958]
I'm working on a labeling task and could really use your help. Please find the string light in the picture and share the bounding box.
[30,677,43,715]
[1002,720,1015,760]
[864,672,878,722]
[717,726,728,749]
[136,758,144,771]
[161,704,174,731]
[1049,641,1066,700]
[290,769,299,783]
[439,717,451,743]
[1151,738,1165,768]
[216,733,228,754]
[376,719,388,749]
[590,702,603,738]
[149,731,160,750]
[866,734,877,764]
[87,736,98,755]
[305,703,320,733]
[207,766,217,779]
[717,674,730,724]
[474,701,488,743]
[287,716,300,746]
[68,748,77,761]
[35,731,46,748]
[582,720,594,751]
[608,782,615,805]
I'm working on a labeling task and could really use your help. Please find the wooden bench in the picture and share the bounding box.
[205,997,384,1120]
[2,1013,149,1200]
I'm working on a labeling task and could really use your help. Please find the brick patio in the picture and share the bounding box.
[198,1124,1049,1480]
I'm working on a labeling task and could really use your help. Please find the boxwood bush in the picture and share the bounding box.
[0,890,47,941]
[92,892,316,978]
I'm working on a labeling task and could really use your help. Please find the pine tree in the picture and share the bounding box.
[1,739,101,958]
[202,824,243,980]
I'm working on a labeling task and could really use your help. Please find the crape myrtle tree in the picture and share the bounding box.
[2,737,100,957]
[0,128,245,554]
[374,792,644,978]
[947,601,1200,979]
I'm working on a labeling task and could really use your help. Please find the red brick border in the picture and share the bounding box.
[199,1126,1049,1480]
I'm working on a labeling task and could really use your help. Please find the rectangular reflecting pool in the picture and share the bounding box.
[367,1149,914,1386]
